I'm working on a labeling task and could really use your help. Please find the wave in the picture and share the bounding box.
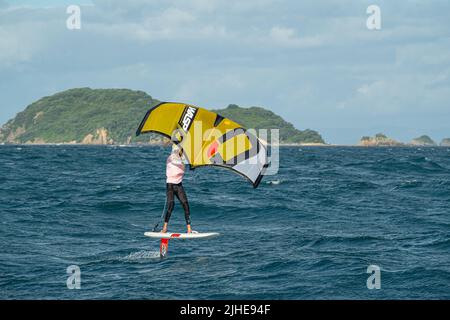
[121,250,161,261]
[2,146,450,299]
[389,179,423,191]
[96,200,135,211]
[375,156,447,173]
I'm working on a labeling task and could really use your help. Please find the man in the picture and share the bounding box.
[161,145,192,233]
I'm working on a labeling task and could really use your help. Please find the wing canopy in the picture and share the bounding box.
[136,102,268,187]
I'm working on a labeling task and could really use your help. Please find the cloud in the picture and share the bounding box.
[174,73,246,103]
[0,27,30,67]
[0,20,47,69]
[87,5,229,43]
[269,26,322,48]
[339,71,450,118]
[1,0,450,144]
[396,41,450,67]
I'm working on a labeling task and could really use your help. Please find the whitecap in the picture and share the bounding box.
[121,250,160,261]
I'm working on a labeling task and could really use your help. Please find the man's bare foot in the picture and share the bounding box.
[187,225,192,233]
[161,223,168,233]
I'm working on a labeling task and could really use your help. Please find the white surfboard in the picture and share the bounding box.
[144,231,220,240]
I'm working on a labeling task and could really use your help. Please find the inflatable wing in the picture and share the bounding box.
[136,102,268,188]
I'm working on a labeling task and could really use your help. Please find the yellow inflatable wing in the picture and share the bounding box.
[136,102,268,188]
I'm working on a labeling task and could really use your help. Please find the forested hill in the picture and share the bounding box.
[0,88,325,145]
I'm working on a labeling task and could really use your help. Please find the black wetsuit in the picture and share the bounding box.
[164,182,191,225]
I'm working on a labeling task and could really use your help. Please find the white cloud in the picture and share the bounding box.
[0,19,55,69]
[0,27,30,66]
[269,26,322,48]
[340,72,450,117]
[174,73,246,103]
[88,6,230,42]
[269,26,296,42]
[356,81,385,97]
[396,41,450,67]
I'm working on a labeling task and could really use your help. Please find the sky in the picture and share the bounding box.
[1,0,449,144]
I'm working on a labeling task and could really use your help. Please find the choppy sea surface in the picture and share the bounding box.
[0,145,449,299]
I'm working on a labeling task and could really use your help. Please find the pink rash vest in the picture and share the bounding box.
[166,153,185,184]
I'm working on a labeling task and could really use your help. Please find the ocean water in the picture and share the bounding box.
[0,145,449,300]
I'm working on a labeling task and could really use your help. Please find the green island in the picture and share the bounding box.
[0,88,325,145]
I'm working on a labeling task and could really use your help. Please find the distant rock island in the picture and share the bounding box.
[0,88,325,145]
[360,133,448,147]
[410,135,437,146]
[359,133,404,147]
[441,138,450,147]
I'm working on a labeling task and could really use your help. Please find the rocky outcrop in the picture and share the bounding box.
[410,135,437,146]
[81,128,114,144]
[33,111,44,123]
[5,126,26,143]
[359,133,404,147]
[440,138,450,147]
[25,138,46,144]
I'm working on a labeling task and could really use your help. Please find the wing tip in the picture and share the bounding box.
[135,101,168,137]
[253,162,270,188]
[253,174,263,188]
